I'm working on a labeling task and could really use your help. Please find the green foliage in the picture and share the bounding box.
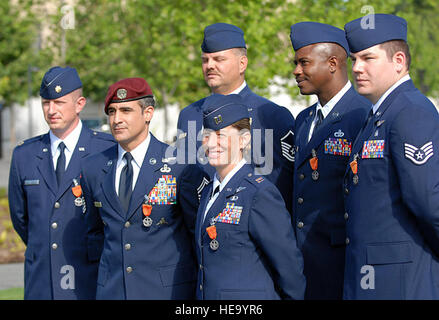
[1,0,438,110]
[0,195,25,252]
[0,0,52,107]
[0,287,24,300]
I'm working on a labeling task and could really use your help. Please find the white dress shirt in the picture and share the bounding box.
[115,133,151,195]
[229,80,247,95]
[50,120,83,170]
[202,158,247,223]
[308,81,352,142]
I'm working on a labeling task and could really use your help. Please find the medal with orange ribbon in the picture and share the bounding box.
[350,153,359,185]
[142,194,153,227]
[142,203,153,227]
[72,179,85,208]
[206,225,219,251]
[309,149,319,181]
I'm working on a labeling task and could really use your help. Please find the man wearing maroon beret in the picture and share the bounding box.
[80,77,209,299]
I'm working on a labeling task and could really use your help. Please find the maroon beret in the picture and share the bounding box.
[104,77,153,114]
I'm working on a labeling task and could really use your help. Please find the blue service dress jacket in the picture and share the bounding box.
[176,85,296,212]
[293,86,369,299]
[343,79,439,299]
[8,126,115,300]
[80,134,209,300]
[195,164,306,300]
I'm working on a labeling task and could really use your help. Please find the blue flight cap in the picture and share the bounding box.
[344,14,407,53]
[201,23,246,53]
[290,21,350,55]
[40,66,82,99]
[203,94,249,131]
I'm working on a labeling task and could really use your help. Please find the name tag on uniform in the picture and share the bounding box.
[94,201,102,208]
[24,179,40,186]
[362,140,385,159]
[325,138,352,156]
[215,202,243,225]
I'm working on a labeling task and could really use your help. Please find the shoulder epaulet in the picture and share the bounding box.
[244,173,266,186]
[17,134,44,147]
[92,131,115,142]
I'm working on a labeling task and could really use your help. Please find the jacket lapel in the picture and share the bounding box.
[126,135,163,220]
[201,165,251,232]
[55,126,93,200]
[36,133,57,196]
[101,145,125,218]
[196,182,213,246]
[295,107,315,166]
[343,80,415,178]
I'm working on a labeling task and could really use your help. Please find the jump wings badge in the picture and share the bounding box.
[404,141,434,165]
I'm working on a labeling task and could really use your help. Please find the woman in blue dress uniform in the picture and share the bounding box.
[194,94,305,300]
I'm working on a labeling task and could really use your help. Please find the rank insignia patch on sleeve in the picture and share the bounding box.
[280,130,295,162]
[404,142,434,165]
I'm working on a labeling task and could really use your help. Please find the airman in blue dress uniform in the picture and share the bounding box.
[176,23,296,212]
[195,94,305,300]
[81,78,208,299]
[343,14,439,299]
[289,22,370,299]
[8,66,115,299]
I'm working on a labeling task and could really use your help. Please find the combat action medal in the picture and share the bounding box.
[206,224,219,251]
[309,149,319,181]
[350,153,359,185]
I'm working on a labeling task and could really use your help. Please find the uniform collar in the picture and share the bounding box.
[117,132,151,168]
[316,81,351,119]
[372,74,411,114]
[229,80,247,95]
[210,80,247,96]
[212,158,247,196]
[50,120,82,156]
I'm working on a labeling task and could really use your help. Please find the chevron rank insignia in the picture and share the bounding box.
[197,177,210,201]
[280,130,295,162]
[404,142,434,165]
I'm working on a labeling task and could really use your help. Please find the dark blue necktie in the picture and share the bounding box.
[119,152,134,214]
[55,142,66,186]
[310,109,324,139]
[314,109,324,131]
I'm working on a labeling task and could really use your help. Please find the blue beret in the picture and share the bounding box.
[290,21,350,55]
[201,23,246,53]
[345,14,407,53]
[203,94,249,131]
[40,66,82,99]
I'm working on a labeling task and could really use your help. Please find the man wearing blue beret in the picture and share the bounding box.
[8,66,116,299]
[289,21,370,300]
[343,13,439,299]
[176,22,296,213]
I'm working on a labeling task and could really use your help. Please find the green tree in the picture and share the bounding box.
[0,0,44,106]
[0,0,53,149]
[48,0,439,113]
